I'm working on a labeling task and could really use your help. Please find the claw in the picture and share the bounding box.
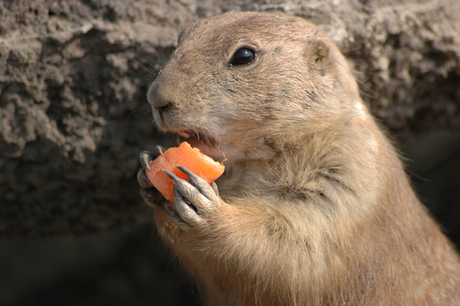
[142,188,157,201]
[153,145,165,156]
[165,203,192,228]
[140,187,161,207]
[176,166,218,200]
[137,168,153,188]
[163,170,181,185]
[162,167,219,228]
[176,165,197,180]
[163,170,199,203]
[139,145,166,170]
[140,151,154,170]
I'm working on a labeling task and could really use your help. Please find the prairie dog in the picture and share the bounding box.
[138,11,460,305]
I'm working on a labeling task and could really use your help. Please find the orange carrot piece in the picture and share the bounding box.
[145,142,225,201]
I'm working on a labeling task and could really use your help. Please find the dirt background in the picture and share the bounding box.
[0,0,459,305]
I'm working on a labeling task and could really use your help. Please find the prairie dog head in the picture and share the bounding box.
[147,11,363,161]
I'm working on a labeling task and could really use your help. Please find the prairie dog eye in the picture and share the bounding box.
[230,48,255,66]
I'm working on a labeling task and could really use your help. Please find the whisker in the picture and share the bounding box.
[122,104,152,124]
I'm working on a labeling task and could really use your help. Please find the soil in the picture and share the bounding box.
[1,0,459,237]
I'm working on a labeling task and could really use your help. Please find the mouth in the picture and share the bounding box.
[175,129,218,150]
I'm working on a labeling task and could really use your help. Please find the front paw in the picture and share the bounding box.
[137,146,165,207]
[164,166,220,231]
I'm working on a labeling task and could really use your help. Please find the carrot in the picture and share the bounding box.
[145,142,225,201]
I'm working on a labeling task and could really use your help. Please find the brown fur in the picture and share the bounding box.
[144,11,460,305]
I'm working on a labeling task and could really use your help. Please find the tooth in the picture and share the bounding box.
[177,131,191,139]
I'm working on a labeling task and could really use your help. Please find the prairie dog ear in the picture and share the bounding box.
[303,37,334,74]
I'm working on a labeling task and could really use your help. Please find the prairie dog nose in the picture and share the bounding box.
[147,82,174,111]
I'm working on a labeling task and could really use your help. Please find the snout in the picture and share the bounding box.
[147,81,174,110]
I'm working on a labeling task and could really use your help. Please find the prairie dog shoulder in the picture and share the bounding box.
[142,11,460,305]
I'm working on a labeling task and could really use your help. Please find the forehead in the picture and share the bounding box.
[177,12,318,52]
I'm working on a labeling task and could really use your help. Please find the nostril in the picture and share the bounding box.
[155,101,173,113]
[147,91,174,114]
[147,86,175,113]
[147,82,174,109]
[154,98,173,110]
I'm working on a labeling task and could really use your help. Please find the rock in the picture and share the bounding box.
[1,0,459,237]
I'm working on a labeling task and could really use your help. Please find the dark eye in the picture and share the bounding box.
[230,48,255,66]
